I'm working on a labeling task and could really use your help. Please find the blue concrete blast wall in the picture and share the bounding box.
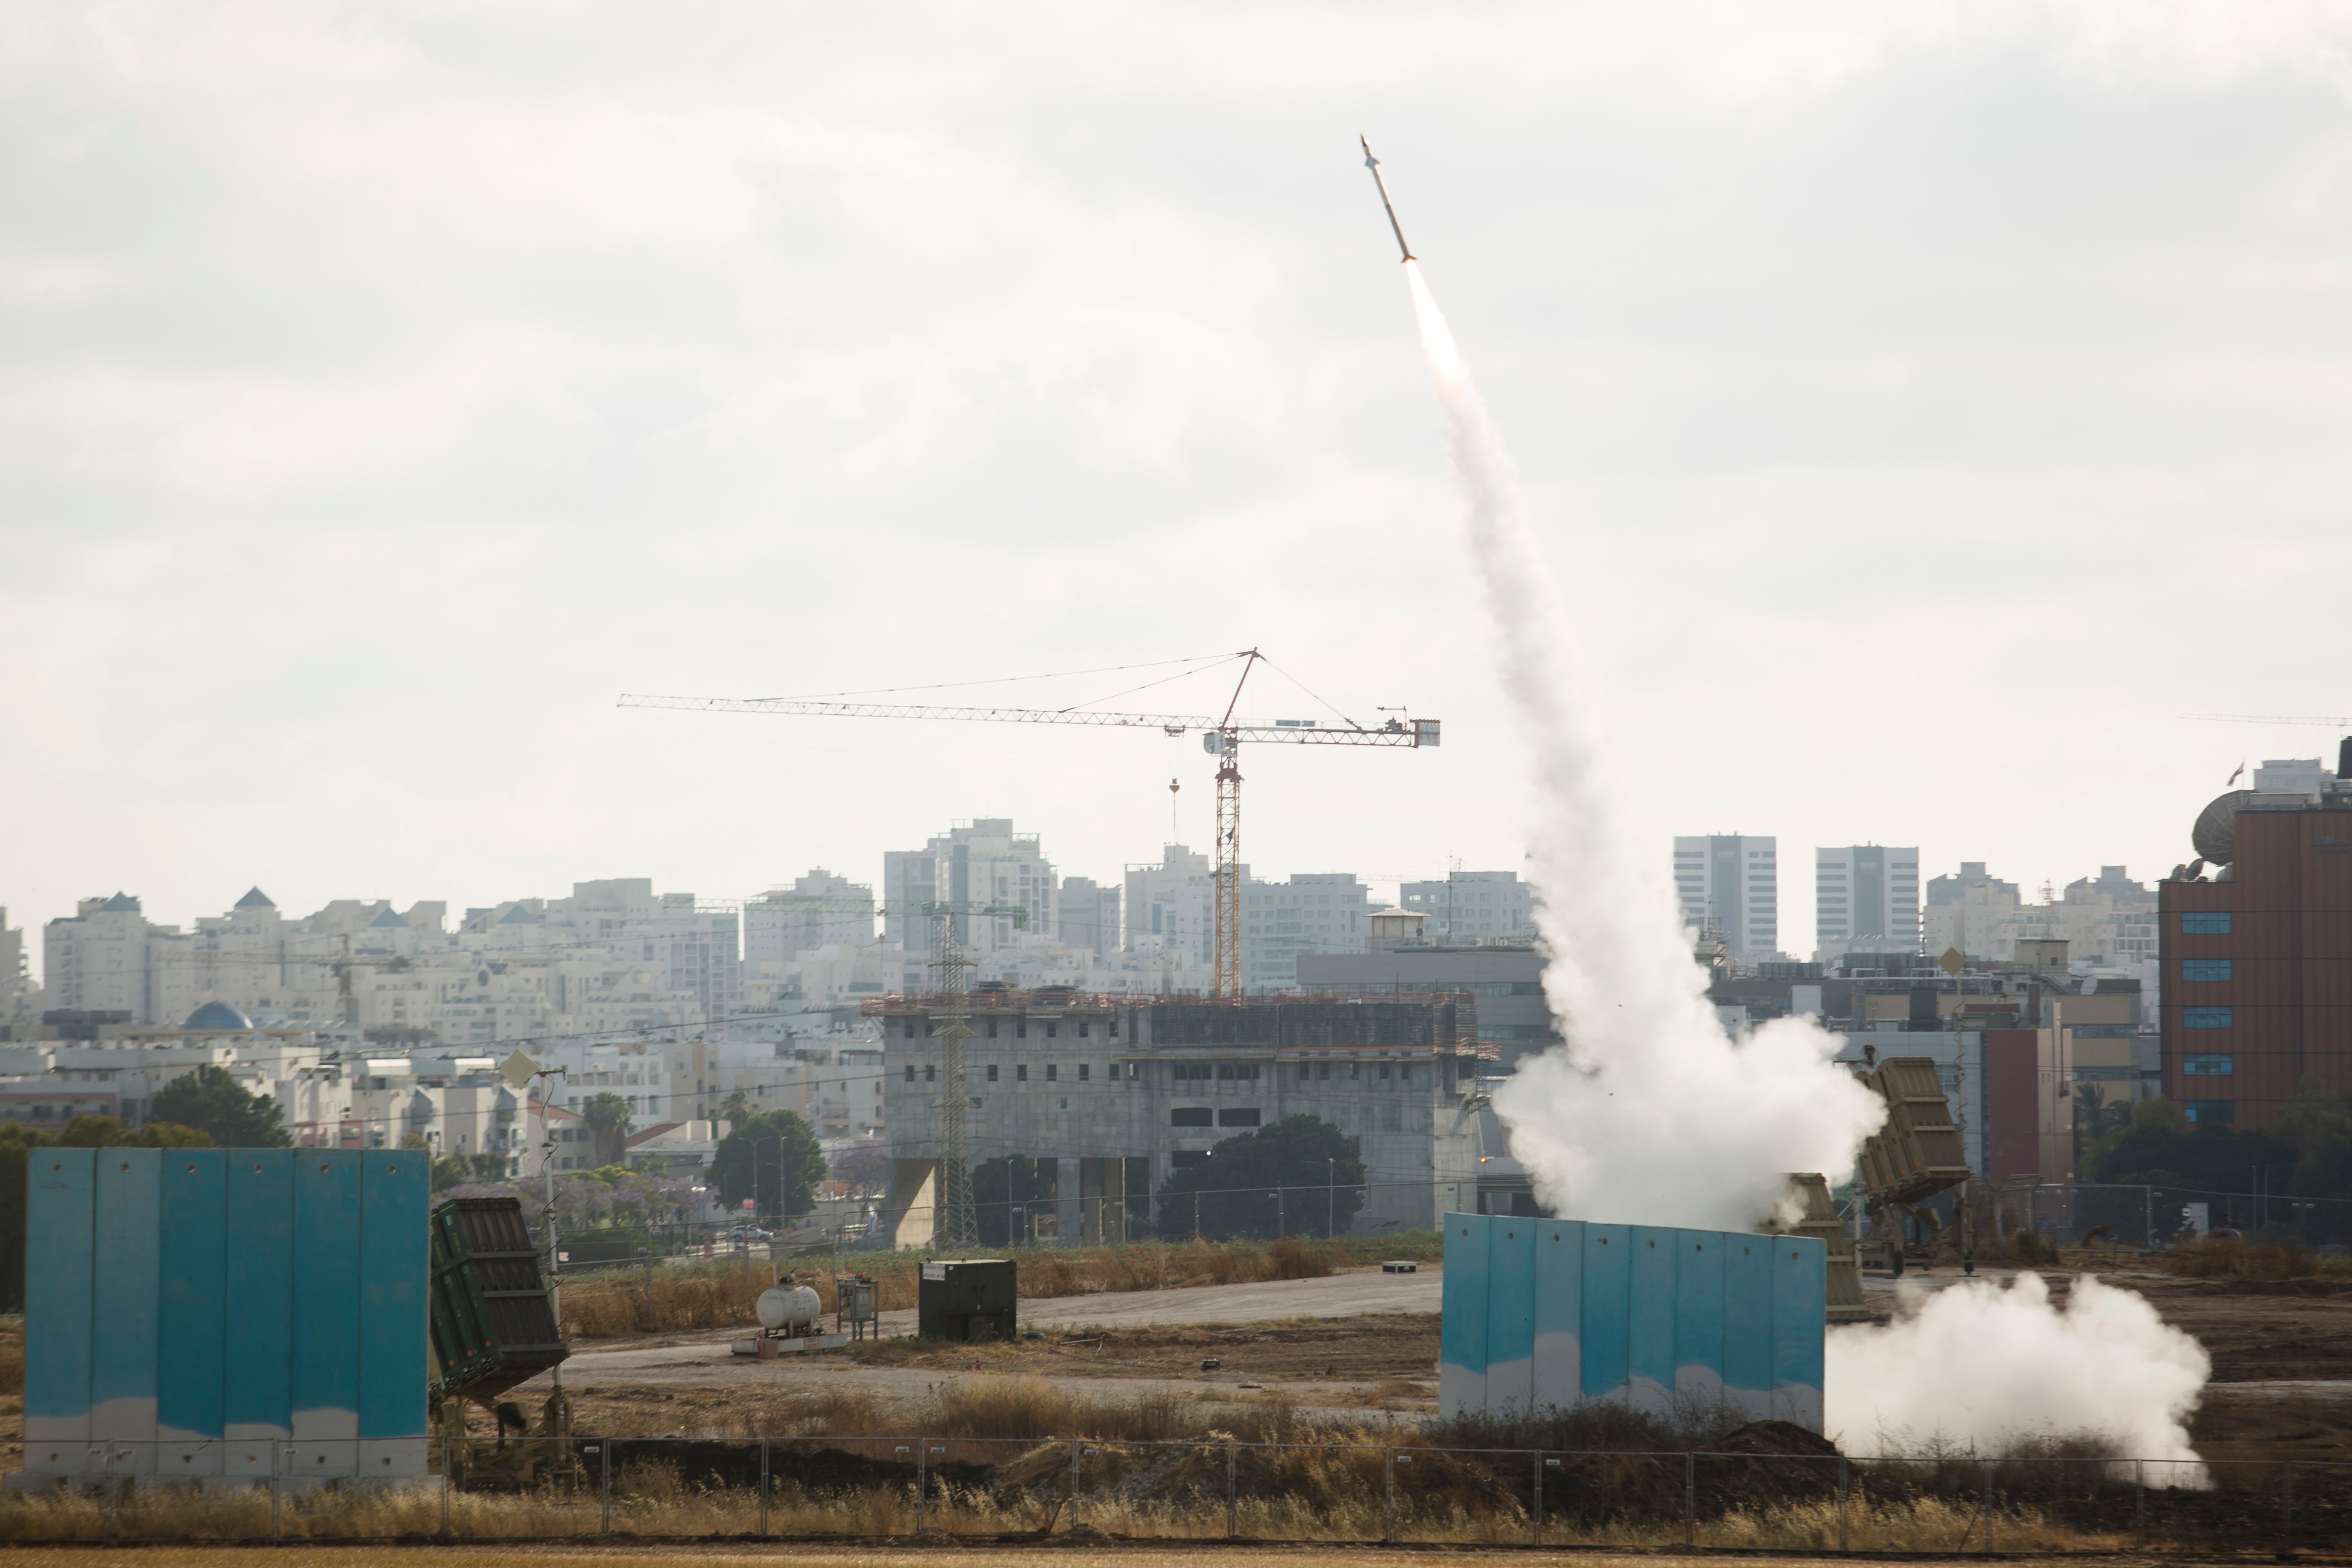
[1438,1212,1825,1432]
[20,1148,427,1486]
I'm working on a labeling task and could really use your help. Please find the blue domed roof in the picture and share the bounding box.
[185,1001,254,1032]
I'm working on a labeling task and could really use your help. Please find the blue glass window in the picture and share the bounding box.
[2182,959,2232,983]
[2185,1099,2236,1124]
[2183,1053,2234,1075]
[2181,912,2232,935]
[2183,1006,2234,1029]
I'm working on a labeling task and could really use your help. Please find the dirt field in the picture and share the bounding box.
[0,1549,2174,1568]
[520,1265,2352,1459]
[2114,1273,2352,1381]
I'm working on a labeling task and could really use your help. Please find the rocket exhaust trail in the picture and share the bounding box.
[1371,144,1884,1232]
[1360,136,1415,262]
[1374,145,2213,1463]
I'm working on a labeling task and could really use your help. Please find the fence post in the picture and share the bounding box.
[272,1444,284,1541]
[599,1440,612,1536]
[2284,1460,2296,1556]
[439,1433,451,1537]
[1228,1441,1239,1539]
[1981,1460,1993,1553]
[2136,1460,2145,1548]
[1069,1440,1082,1533]
[1531,1450,1543,1544]
[916,1439,927,1535]
[1381,1447,1393,1544]
[759,1439,770,1538]
[1683,1452,1695,1548]
[1838,1457,1849,1553]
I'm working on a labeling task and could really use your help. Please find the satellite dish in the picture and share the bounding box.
[2192,790,2252,866]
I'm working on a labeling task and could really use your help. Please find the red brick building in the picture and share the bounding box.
[2160,798,2352,1129]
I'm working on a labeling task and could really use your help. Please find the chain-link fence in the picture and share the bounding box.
[8,1437,2352,1551]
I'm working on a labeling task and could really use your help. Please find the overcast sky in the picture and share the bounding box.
[8,2,2352,973]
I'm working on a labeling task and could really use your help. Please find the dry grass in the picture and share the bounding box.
[0,1466,2161,1553]
[716,1377,1307,1446]
[559,1234,1436,1340]
[0,1318,23,1395]
[2152,1234,2352,1281]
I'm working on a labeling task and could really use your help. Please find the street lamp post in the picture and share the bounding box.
[1326,1159,1335,1239]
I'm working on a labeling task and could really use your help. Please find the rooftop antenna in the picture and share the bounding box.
[1169,777,1181,845]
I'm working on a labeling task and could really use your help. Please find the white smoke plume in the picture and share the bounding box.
[1827,1273,2210,1475]
[1403,260,1885,1229]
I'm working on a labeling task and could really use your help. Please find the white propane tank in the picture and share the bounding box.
[756,1283,823,1337]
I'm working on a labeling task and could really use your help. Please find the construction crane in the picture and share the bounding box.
[620,650,1440,998]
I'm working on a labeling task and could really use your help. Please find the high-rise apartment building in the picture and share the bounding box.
[1241,873,1369,991]
[1671,836,1778,959]
[884,820,1055,957]
[881,849,938,953]
[745,870,875,970]
[0,907,32,1027]
[1124,845,1216,969]
[1057,877,1122,959]
[1815,846,1920,959]
[1399,871,1538,943]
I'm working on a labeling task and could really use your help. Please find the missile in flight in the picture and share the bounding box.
[1360,135,1415,262]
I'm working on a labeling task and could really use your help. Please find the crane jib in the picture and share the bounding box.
[615,690,1441,995]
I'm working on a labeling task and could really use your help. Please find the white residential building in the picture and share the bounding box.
[1672,836,1779,959]
[534,879,741,1022]
[1057,877,1122,959]
[745,870,875,970]
[886,820,1056,957]
[1923,864,2159,971]
[43,894,179,1024]
[1815,845,1920,960]
[1399,871,1539,944]
[1124,845,1216,970]
[0,907,34,1032]
[1241,873,1369,991]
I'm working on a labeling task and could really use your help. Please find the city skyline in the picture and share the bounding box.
[8,11,2349,989]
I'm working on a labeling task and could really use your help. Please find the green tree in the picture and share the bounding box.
[1151,1115,1365,1241]
[469,1150,512,1181]
[147,1065,290,1148]
[718,1089,754,1130]
[431,1156,471,1192]
[972,1155,1058,1247]
[581,1092,634,1166]
[0,1117,214,1313]
[56,1115,214,1148]
[709,1109,825,1219]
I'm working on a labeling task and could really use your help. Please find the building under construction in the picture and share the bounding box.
[874,990,1492,1246]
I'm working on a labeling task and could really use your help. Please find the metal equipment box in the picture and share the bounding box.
[1439,1212,1827,1432]
[916,1258,1016,1342]
[429,1196,568,1405]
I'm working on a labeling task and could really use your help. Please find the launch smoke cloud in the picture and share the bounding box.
[1828,1273,2209,1474]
